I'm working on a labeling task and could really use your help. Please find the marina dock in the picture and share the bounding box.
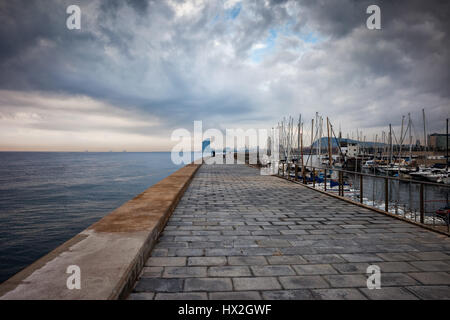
[1,163,449,299]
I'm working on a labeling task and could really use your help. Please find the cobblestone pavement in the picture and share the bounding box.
[129,164,450,300]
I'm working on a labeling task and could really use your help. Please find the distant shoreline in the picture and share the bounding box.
[0,151,174,153]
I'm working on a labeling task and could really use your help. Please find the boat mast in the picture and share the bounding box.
[447,118,449,173]
[298,114,301,164]
[374,134,378,174]
[399,115,404,162]
[291,117,295,161]
[408,113,412,164]
[316,113,320,162]
[423,109,427,167]
[320,116,323,164]
[310,118,314,167]
[300,122,304,171]
[375,134,378,158]
[287,117,291,163]
[389,124,393,165]
[327,117,332,167]
[363,135,366,158]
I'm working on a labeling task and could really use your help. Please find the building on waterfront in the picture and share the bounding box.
[341,142,359,158]
[428,133,450,151]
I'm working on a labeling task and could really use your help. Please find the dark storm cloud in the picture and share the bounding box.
[100,0,150,15]
[0,0,449,150]
[301,0,450,97]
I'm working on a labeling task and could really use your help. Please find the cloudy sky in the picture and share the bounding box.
[0,0,449,151]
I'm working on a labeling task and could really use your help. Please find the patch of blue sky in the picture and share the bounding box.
[208,2,241,27]
[302,32,319,44]
[278,19,322,44]
[249,21,323,62]
[211,13,220,24]
[249,29,278,63]
[225,2,242,20]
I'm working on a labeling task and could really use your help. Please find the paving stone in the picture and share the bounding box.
[175,236,209,242]
[150,249,169,257]
[228,256,268,265]
[411,252,450,261]
[376,252,416,261]
[127,292,154,300]
[323,275,367,288]
[210,291,261,300]
[252,230,281,236]
[233,277,282,291]
[155,292,207,300]
[280,229,309,235]
[208,266,251,277]
[280,247,318,255]
[267,255,307,265]
[303,254,346,263]
[376,262,419,273]
[340,254,384,263]
[134,278,183,293]
[376,244,418,252]
[256,239,292,247]
[251,265,296,276]
[146,257,186,267]
[261,290,314,300]
[279,276,329,289]
[409,260,450,272]
[172,249,204,257]
[188,256,227,266]
[158,242,188,248]
[380,273,419,286]
[189,241,223,249]
[406,286,450,299]
[233,240,258,248]
[408,272,450,285]
[360,287,419,300]
[293,264,338,275]
[311,288,367,300]
[341,225,366,229]
[184,278,232,292]
[141,267,163,277]
[163,267,207,278]
[332,263,369,274]
[244,247,279,256]
[206,248,246,256]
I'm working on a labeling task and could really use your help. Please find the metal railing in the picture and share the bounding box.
[276,162,450,234]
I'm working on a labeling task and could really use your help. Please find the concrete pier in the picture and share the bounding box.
[130,164,450,300]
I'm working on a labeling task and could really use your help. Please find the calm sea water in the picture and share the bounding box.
[0,152,192,283]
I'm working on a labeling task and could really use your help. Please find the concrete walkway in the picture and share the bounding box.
[129,164,450,300]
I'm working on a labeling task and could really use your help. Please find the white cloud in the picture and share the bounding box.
[0,90,168,151]
[168,0,207,17]
[224,0,241,9]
